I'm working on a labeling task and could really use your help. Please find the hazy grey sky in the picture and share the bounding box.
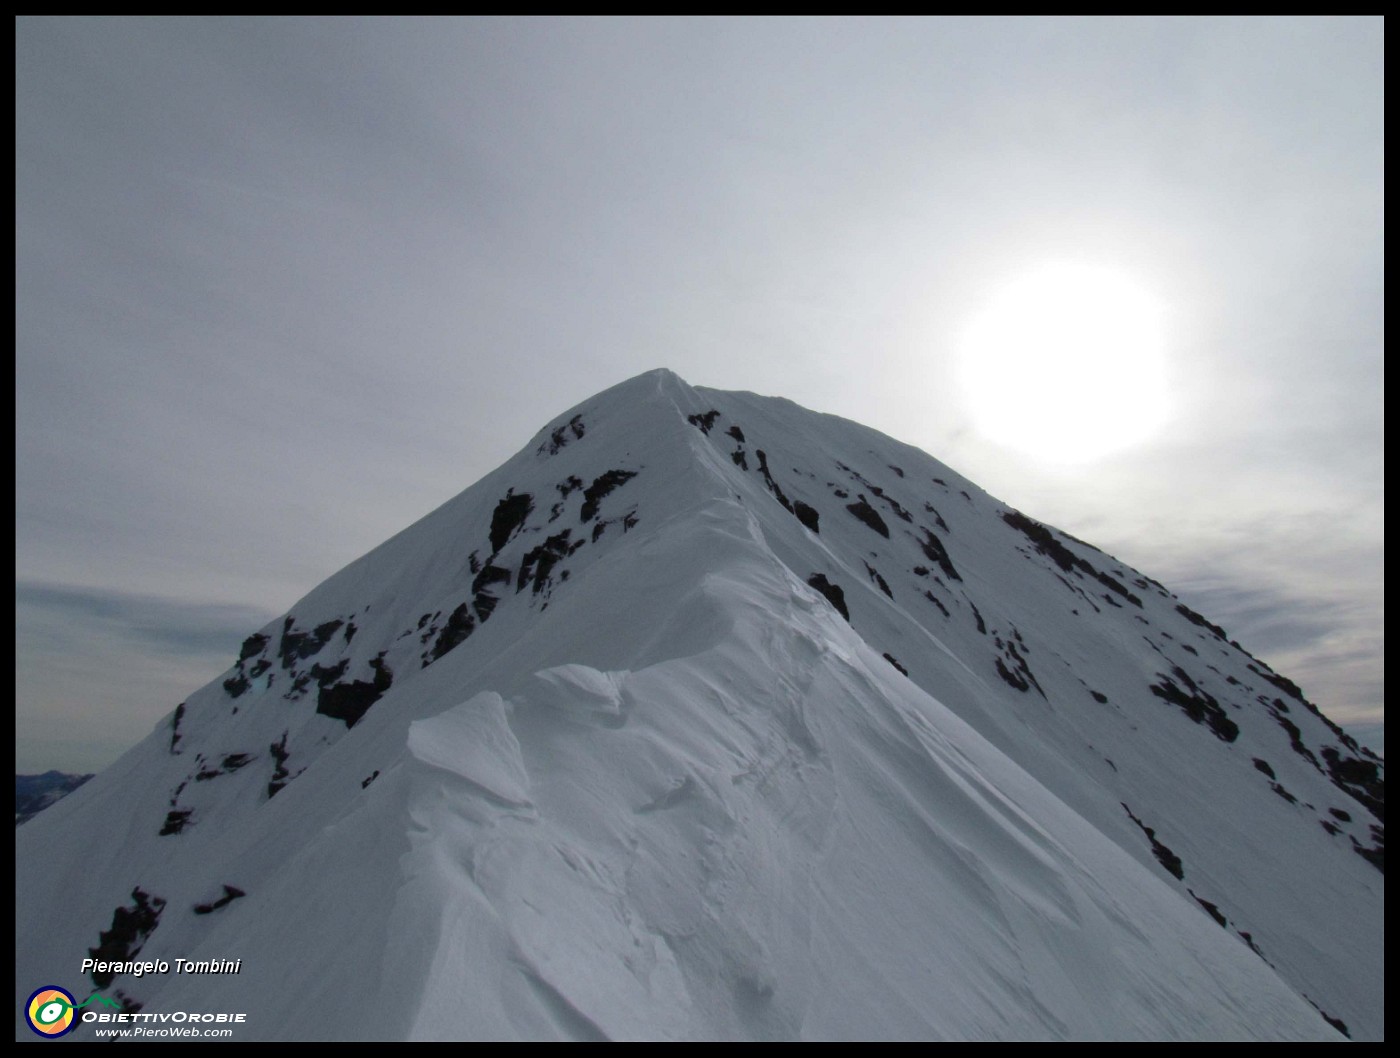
[16,16,1383,772]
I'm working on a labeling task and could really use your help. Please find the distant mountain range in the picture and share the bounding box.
[16,771,93,826]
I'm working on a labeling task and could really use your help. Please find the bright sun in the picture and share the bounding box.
[958,261,1170,464]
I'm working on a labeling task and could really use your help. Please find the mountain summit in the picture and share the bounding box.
[16,370,1383,1040]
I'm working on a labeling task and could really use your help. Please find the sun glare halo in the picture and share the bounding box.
[958,261,1170,464]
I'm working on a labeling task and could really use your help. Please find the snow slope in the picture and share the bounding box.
[15,370,1382,1040]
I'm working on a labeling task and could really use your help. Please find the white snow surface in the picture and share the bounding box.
[16,369,1382,1040]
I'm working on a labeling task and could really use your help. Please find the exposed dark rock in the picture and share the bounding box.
[343,622,357,645]
[517,529,581,596]
[916,528,960,581]
[750,450,821,533]
[991,635,1043,697]
[731,448,749,470]
[489,491,534,553]
[1149,668,1239,742]
[159,810,192,836]
[557,475,584,499]
[866,487,911,523]
[969,601,987,635]
[845,497,889,537]
[687,409,721,434]
[726,425,746,442]
[316,656,393,729]
[793,500,820,533]
[923,503,949,531]
[1002,510,1141,606]
[267,732,290,799]
[835,462,912,523]
[1093,571,1141,607]
[1091,691,1108,704]
[580,470,638,522]
[1350,828,1384,873]
[1329,807,1352,822]
[807,574,850,622]
[283,672,311,699]
[887,464,904,477]
[277,616,345,670]
[310,660,349,688]
[1303,998,1350,1038]
[472,564,513,621]
[1175,603,1228,641]
[1320,819,1341,836]
[865,562,893,599]
[194,752,254,783]
[239,634,269,662]
[169,703,185,754]
[924,590,951,618]
[1268,707,1320,770]
[1271,782,1298,804]
[540,415,586,455]
[88,888,166,987]
[193,885,246,915]
[314,619,343,643]
[994,645,1044,697]
[992,660,1023,693]
[222,675,249,699]
[754,450,795,511]
[1122,803,1184,879]
[1189,889,1228,927]
[1252,758,1276,779]
[1322,1011,1350,1038]
[249,659,272,678]
[1248,662,1308,705]
[883,653,909,676]
[1320,746,1384,823]
[429,603,475,663]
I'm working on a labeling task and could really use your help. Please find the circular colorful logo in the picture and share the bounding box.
[25,986,77,1037]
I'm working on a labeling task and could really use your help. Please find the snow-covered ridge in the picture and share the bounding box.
[16,369,1382,1040]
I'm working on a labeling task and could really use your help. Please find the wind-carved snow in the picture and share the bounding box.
[15,368,1381,1041]
[407,694,533,809]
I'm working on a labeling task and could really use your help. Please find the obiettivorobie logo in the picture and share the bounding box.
[24,986,120,1038]
[24,983,248,1039]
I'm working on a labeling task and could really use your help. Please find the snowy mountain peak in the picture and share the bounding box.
[17,372,1382,1040]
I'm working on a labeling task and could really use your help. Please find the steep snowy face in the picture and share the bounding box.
[15,369,1382,1041]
